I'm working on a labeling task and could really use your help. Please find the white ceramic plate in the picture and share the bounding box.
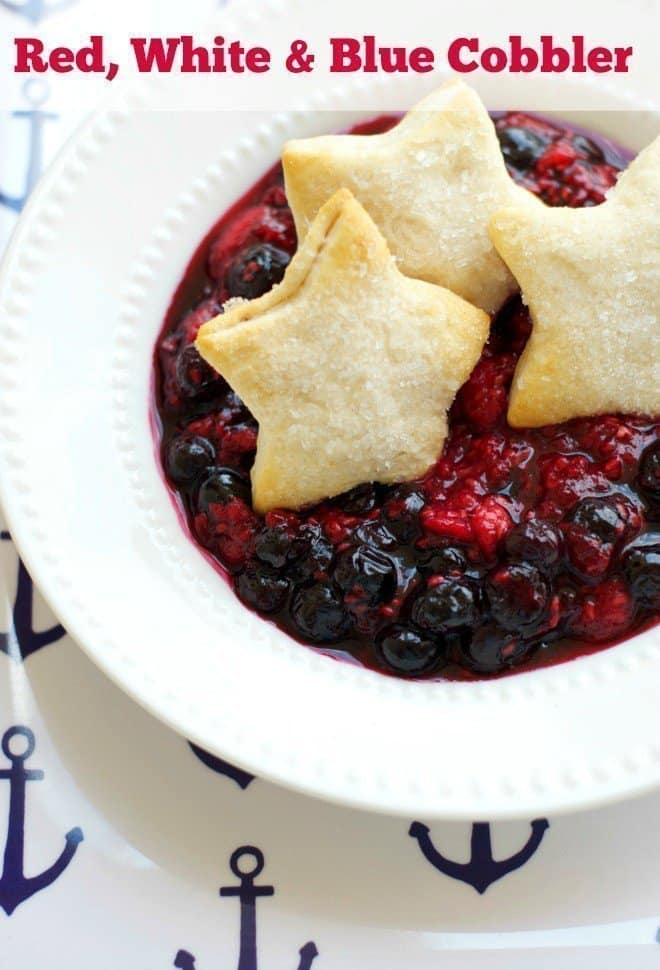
[0,7,658,818]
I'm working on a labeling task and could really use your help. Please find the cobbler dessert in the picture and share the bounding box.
[153,81,659,679]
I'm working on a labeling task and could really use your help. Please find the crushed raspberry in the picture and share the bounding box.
[421,506,474,543]
[153,111,658,680]
[471,496,517,560]
[572,578,635,642]
[197,498,258,572]
[455,355,516,431]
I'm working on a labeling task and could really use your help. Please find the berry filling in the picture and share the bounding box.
[153,111,659,680]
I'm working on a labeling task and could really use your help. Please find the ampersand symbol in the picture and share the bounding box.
[286,39,315,73]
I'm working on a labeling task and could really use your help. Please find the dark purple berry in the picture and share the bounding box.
[377,625,446,676]
[497,126,546,169]
[290,582,351,643]
[197,467,251,511]
[419,546,468,577]
[331,483,379,516]
[176,344,221,397]
[354,519,398,550]
[639,442,660,504]
[382,483,425,542]
[504,519,563,570]
[486,562,549,632]
[291,524,334,580]
[412,577,481,632]
[566,496,627,543]
[334,546,397,605]
[227,244,290,300]
[254,527,295,569]
[236,566,289,613]
[622,534,660,608]
[458,623,537,675]
[166,435,215,485]
[572,134,605,163]
[562,495,637,579]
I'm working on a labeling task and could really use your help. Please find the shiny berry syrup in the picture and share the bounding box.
[153,112,659,680]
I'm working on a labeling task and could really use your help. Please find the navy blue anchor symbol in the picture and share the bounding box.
[174,847,318,970]
[187,742,255,790]
[409,819,549,894]
[0,531,65,661]
[0,726,83,914]
[0,0,76,25]
[0,79,56,214]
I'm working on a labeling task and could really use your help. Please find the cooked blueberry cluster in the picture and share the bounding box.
[154,114,659,679]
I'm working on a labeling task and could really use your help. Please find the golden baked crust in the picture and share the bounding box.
[196,189,489,513]
[490,135,660,428]
[282,79,538,314]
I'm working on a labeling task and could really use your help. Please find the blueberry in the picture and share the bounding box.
[331,483,379,516]
[504,519,563,570]
[497,126,547,169]
[197,466,251,510]
[334,545,397,605]
[227,244,290,300]
[377,624,446,676]
[290,582,351,643]
[622,534,660,608]
[293,524,334,579]
[254,527,295,569]
[353,519,398,550]
[412,576,481,632]
[572,134,605,163]
[486,562,549,632]
[639,441,660,504]
[382,484,425,542]
[418,545,468,577]
[176,344,220,397]
[458,623,537,675]
[566,496,626,543]
[236,566,289,613]
[166,435,215,485]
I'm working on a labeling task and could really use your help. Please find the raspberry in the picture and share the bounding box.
[456,356,516,431]
[421,506,473,543]
[200,498,258,572]
[572,579,634,642]
[471,496,516,560]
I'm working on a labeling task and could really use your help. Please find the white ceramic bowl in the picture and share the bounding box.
[0,42,658,819]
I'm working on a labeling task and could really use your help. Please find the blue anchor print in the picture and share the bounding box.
[0,0,77,25]
[1,531,66,661]
[0,726,83,915]
[174,846,318,970]
[173,950,196,969]
[409,818,549,894]
[0,79,56,214]
[188,742,255,790]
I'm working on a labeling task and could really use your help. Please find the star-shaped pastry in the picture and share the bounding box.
[195,189,489,513]
[489,135,660,427]
[282,78,538,314]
